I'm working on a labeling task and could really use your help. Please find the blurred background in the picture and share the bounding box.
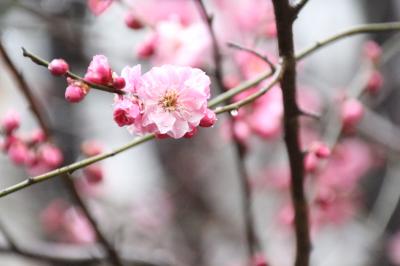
[0,0,400,266]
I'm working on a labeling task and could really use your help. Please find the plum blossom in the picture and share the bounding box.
[131,65,212,138]
[139,19,211,67]
[87,0,114,16]
[84,55,113,85]
[48,59,69,76]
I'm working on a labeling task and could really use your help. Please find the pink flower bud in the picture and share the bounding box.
[48,59,69,76]
[83,164,103,184]
[136,37,156,59]
[184,127,197,138]
[1,110,20,134]
[81,140,103,156]
[363,41,381,62]
[341,99,364,130]
[265,22,277,38]
[112,76,126,90]
[155,133,170,139]
[39,144,63,168]
[124,12,144,30]
[84,55,113,85]
[65,83,87,103]
[199,109,217,127]
[252,253,268,266]
[8,142,29,165]
[310,141,331,158]
[304,153,318,173]
[30,129,46,144]
[365,70,383,94]
[113,99,140,127]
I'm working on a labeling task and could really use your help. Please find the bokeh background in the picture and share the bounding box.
[1,0,400,266]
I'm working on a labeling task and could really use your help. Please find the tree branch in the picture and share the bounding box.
[271,1,310,266]
[0,41,51,137]
[293,0,310,15]
[21,47,124,95]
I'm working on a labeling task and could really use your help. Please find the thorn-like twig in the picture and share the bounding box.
[227,42,276,72]
[293,0,310,14]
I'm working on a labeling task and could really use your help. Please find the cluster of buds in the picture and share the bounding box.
[0,110,63,174]
[304,141,331,173]
[363,41,384,94]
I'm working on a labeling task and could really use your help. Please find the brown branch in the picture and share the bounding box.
[64,173,125,266]
[227,42,276,72]
[194,0,263,261]
[0,41,51,137]
[293,0,310,15]
[271,1,311,266]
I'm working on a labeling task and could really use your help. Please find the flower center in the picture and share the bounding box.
[159,89,179,112]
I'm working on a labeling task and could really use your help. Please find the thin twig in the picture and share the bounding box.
[271,1,311,266]
[194,0,225,92]
[64,173,125,266]
[227,42,276,72]
[296,21,400,61]
[0,41,51,136]
[21,47,124,95]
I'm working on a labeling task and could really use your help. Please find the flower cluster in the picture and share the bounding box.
[0,110,63,175]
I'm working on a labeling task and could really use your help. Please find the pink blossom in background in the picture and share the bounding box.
[341,98,364,132]
[141,19,211,67]
[1,110,20,134]
[365,70,383,94]
[81,140,103,156]
[7,141,29,165]
[87,0,114,16]
[62,207,96,244]
[126,0,200,26]
[363,40,382,63]
[40,199,69,234]
[38,144,63,168]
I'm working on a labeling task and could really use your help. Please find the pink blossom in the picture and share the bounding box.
[148,19,211,67]
[112,75,126,90]
[83,164,103,184]
[40,199,69,233]
[132,65,211,138]
[136,35,156,59]
[309,141,331,158]
[1,110,20,134]
[363,40,381,62]
[87,0,113,16]
[252,253,269,266]
[124,12,144,30]
[120,65,141,94]
[199,108,217,127]
[29,129,46,144]
[8,141,29,165]
[65,79,89,103]
[365,70,383,94]
[84,55,113,85]
[184,127,197,139]
[113,96,141,127]
[38,144,63,168]
[81,140,103,156]
[341,98,364,131]
[48,59,69,76]
[63,207,96,244]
